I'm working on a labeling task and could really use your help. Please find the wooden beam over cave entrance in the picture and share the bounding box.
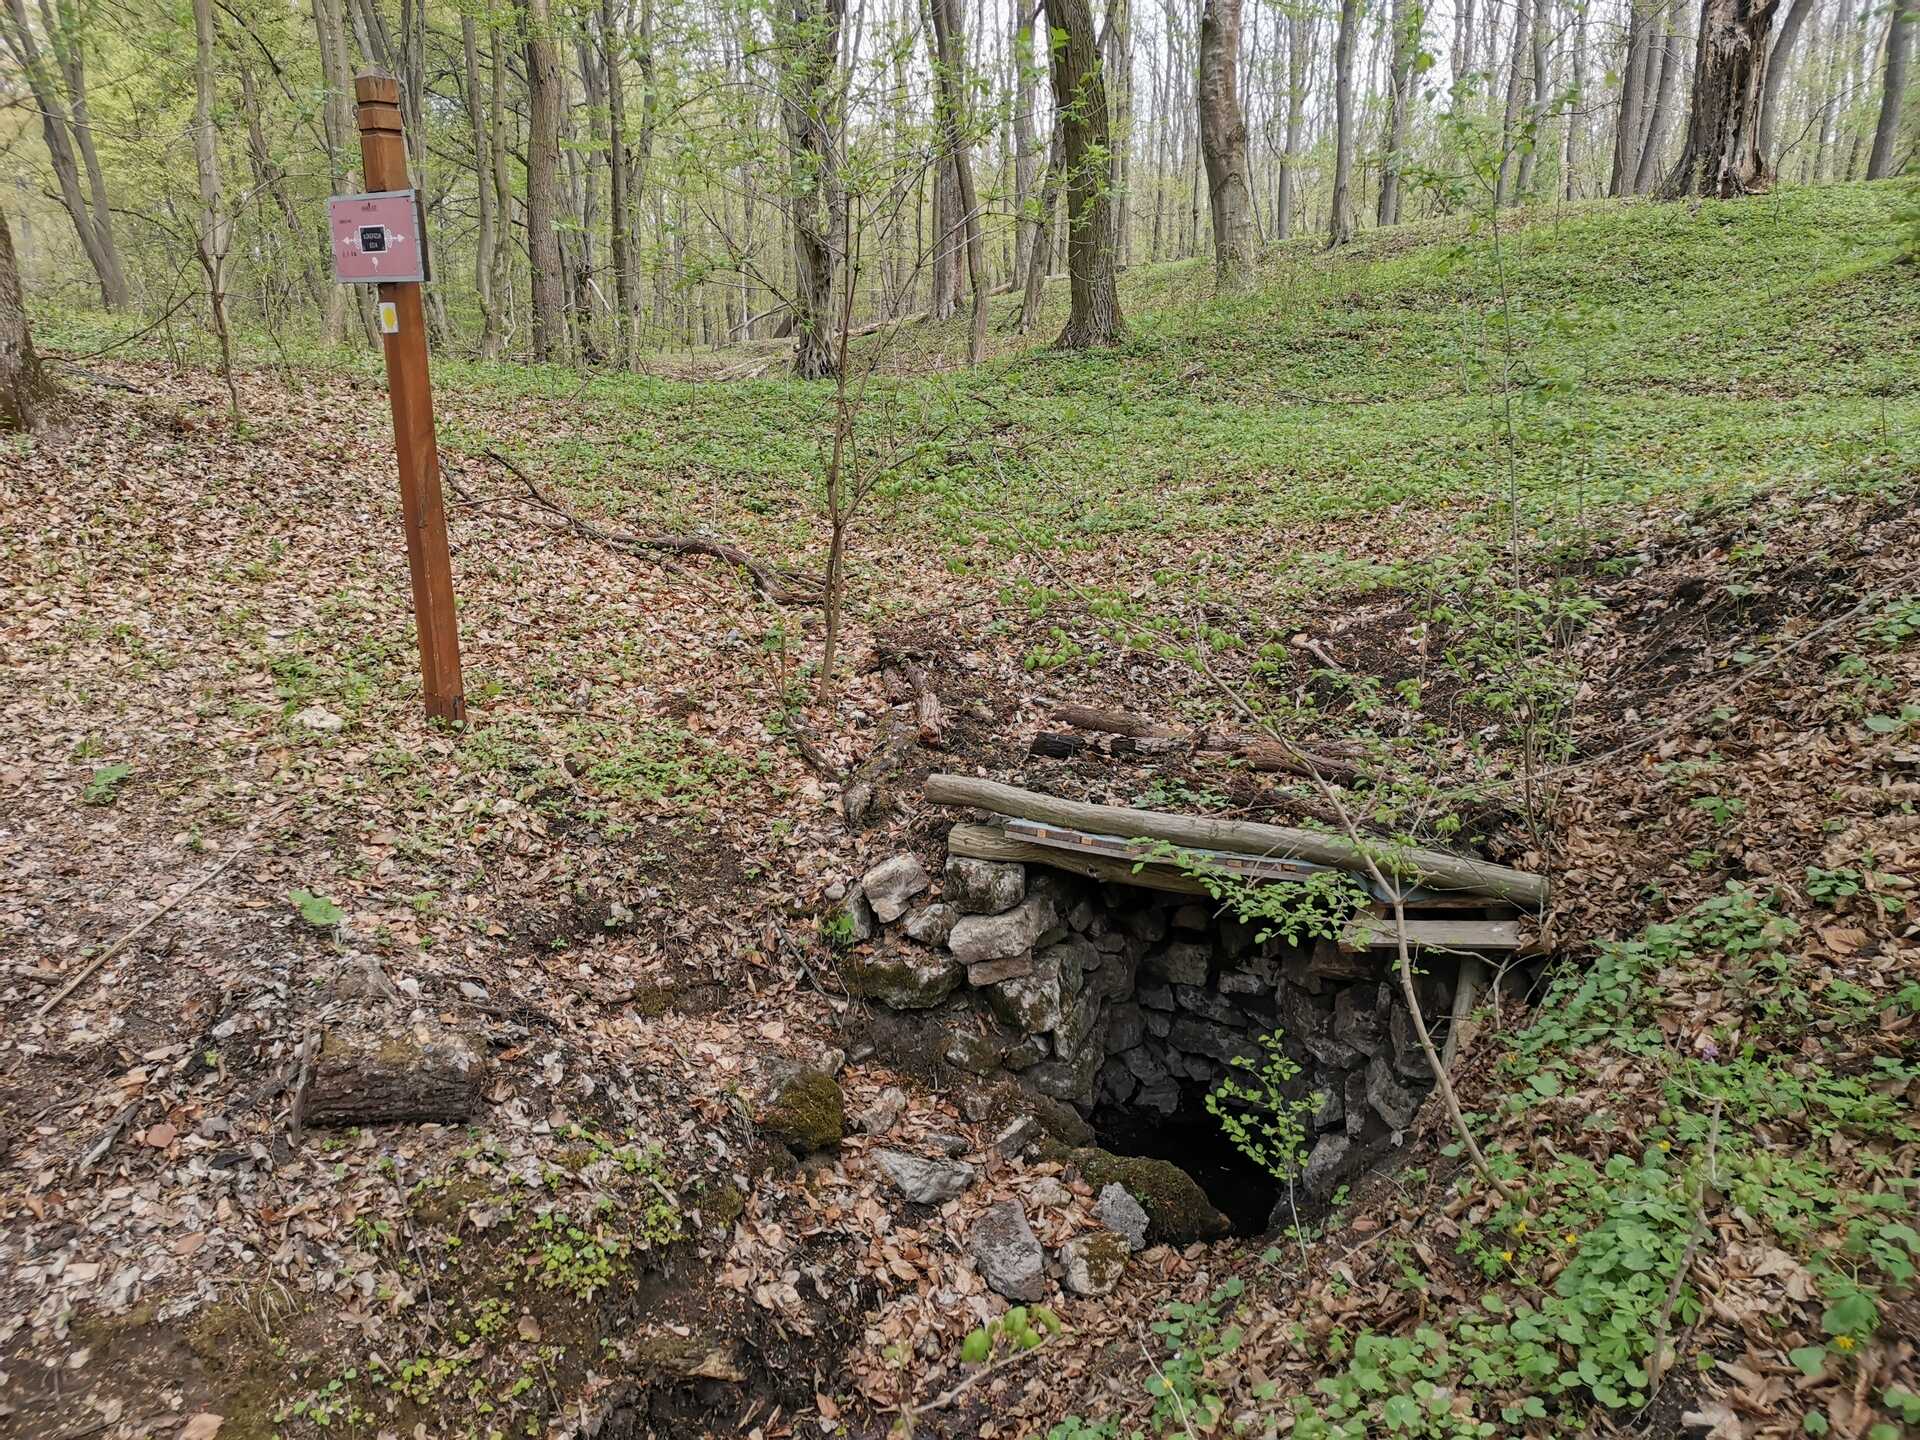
[928,773,1543,953]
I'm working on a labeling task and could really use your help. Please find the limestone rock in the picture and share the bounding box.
[945,857,1026,915]
[1145,1009,1172,1038]
[1144,941,1210,986]
[1332,984,1390,1056]
[903,902,960,948]
[1104,1002,1146,1052]
[842,946,962,1010]
[1029,1175,1072,1207]
[1042,935,1098,997]
[1026,1042,1102,1107]
[951,892,1060,965]
[1098,1057,1137,1105]
[942,1028,1006,1075]
[862,854,931,923]
[1003,1033,1049,1069]
[1122,908,1168,944]
[1061,1233,1128,1296]
[992,1114,1042,1157]
[1052,986,1105,1063]
[759,1068,844,1153]
[1172,903,1212,932]
[1218,953,1280,996]
[1096,1182,1150,1250]
[1389,1004,1437,1081]
[1120,1045,1170,1086]
[1067,1147,1227,1243]
[1167,1016,1260,1066]
[1344,1070,1371,1139]
[985,944,1066,1032]
[1312,1077,1345,1131]
[928,1131,971,1157]
[1366,1054,1425,1131]
[1135,1077,1181,1114]
[874,1148,975,1204]
[967,954,1034,987]
[1137,982,1175,1012]
[853,1085,907,1135]
[1174,985,1248,1026]
[840,889,877,944]
[970,1201,1046,1301]
[1303,1132,1355,1200]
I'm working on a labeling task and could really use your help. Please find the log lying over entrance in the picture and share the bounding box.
[925,773,1547,907]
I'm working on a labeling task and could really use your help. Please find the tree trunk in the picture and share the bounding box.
[1756,0,1818,165]
[1516,0,1554,194]
[1012,0,1040,285]
[1277,7,1306,238]
[777,0,847,378]
[1045,0,1126,345]
[930,0,990,362]
[523,0,568,363]
[1018,124,1065,332]
[0,205,50,431]
[1328,0,1359,243]
[1633,15,1683,191]
[1378,0,1417,225]
[461,12,504,358]
[1198,0,1257,280]
[1663,0,1781,195]
[1868,0,1913,176]
[190,0,238,417]
[1,0,129,309]
[1611,0,1655,193]
[1496,0,1533,203]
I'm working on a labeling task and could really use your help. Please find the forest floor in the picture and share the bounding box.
[3,182,1919,1440]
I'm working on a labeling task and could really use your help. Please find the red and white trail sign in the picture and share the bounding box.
[328,189,427,284]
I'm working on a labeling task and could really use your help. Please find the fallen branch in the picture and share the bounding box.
[901,663,946,748]
[481,449,820,605]
[37,837,257,1019]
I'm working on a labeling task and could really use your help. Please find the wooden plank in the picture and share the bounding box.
[924,774,1548,906]
[948,823,1214,896]
[1002,818,1330,884]
[1340,914,1523,951]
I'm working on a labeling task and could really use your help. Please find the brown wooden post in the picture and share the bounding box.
[354,70,465,724]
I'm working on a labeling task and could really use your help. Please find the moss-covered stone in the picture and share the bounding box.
[1061,1145,1228,1243]
[841,945,962,1010]
[1062,1230,1129,1295]
[758,1068,844,1153]
[700,1178,746,1233]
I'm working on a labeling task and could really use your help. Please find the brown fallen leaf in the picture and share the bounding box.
[181,1415,224,1440]
[144,1123,177,1148]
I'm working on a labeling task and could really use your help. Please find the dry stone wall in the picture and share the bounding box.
[837,851,1459,1201]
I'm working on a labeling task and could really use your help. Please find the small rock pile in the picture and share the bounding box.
[839,851,1459,1202]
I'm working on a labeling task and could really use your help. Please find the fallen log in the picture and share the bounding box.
[925,773,1548,906]
[947,822,1213,896]
[297,1028,485,1130]
[1045,705,1362,781]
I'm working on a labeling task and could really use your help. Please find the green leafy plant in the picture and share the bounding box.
[289,889,346,928]
[81,762,133,806]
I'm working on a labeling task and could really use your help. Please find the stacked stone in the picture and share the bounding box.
[838,851,1453,1198]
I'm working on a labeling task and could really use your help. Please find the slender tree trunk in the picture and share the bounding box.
[1277,7,1306,238]
[1756,0,1818,164]
[1611,0,1656,192]
[1198,0,1257,279]
[1496,0,1534,203]
[1045,0,1126,344]
[1634,11,1686,191]
[1516,0,1554,193]
[1663,0,1782,195]
[1565,0,1591,195]
[1329,0,1359,243]
[37,0,130,307]
[1868,0,1914,175]
[777,0,848,378]
[0,205,50,430]
[1,0,129,308]
[1013,0,1039,284]
[190,0,238,415]
[525,0,568,362]
[930,0,990,362]
[462,12,504,358]
[1378,0,1416,224]
[1019,124,1065,331]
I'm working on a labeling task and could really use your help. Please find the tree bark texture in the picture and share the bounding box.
[0,205,50,431]
[1198,0,1257,279]
[1045,0,1126,346]
[1868,0,1913,176]
[777,0,847,378]
[1329,0,1359,244]
[524,0,569,362]
[1664,0,1781,195]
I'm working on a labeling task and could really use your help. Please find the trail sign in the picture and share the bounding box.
[343,73,465,725]
[328,189,428,284]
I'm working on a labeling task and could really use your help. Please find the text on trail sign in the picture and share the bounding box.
[329,189,428,284]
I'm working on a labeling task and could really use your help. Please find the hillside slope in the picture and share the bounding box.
[2,184,1916,1440]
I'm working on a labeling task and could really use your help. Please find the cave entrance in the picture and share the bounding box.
[1093,1089,1283,1236]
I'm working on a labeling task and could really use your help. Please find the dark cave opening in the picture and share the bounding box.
[1092,1091,1285,1237]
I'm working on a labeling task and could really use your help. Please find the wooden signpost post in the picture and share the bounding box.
[330,70,465,724]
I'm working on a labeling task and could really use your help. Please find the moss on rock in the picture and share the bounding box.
[1062,1145,1228,1243]
[841,946,963,1010]
[758,1068,845,1153]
